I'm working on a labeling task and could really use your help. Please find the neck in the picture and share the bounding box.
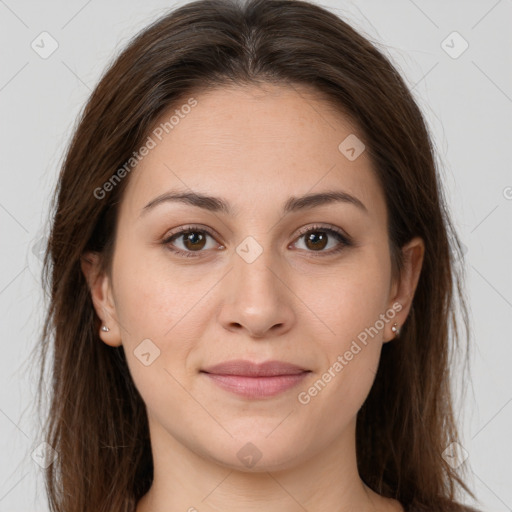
[136,417,402,512]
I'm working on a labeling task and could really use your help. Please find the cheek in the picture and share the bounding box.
[112,237,211,339]
[301,249,392,344]
[295,249,391,409]
[115,267,201,429]
[109,246,195,393]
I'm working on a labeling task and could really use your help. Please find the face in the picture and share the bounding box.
[84,83,422,472]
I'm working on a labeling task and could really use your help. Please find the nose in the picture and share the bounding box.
[217,246,296,339]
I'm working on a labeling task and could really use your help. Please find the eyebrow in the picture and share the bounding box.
[140,189,367,217]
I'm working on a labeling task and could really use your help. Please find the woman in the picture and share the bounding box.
[37,0,480,510]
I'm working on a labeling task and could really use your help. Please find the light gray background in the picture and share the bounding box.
[0,0,511,510]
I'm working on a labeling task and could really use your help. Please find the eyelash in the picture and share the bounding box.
[161,223,352,259]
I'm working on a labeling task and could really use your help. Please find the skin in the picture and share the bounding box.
[82,83,424,512]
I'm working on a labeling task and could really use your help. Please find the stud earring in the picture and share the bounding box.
[391,323,400,336]
[101,325,110,332]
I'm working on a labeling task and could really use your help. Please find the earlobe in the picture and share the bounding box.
[80,252,123,347]
[385,237,425,342]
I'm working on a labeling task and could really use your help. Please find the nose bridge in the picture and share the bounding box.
[217,234,295,337]
[232,235,282,304]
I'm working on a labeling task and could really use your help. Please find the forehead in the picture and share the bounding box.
[120,83,385,220]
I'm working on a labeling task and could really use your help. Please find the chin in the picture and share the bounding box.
[204,429,312,473]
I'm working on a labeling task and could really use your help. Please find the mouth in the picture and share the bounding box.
[200,359,311,399]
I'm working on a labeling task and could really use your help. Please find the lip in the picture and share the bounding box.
[200,359,311,399]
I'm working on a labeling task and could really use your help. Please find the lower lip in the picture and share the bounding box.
[202,372,310,399]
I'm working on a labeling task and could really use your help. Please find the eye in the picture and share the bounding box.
[291,224,352,256]
[162,223,352,259]
[162,225,223,258]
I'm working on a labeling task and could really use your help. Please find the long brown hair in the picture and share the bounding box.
[35,0,476,510]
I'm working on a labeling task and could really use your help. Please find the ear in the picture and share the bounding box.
[384,237,425,342]
[80,251,122,347]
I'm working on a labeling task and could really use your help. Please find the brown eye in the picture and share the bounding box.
[293,225,352,256]
[163,226,221,257]
[181,231,207,251]
[303,231,329,251]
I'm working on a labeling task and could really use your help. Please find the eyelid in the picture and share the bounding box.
[293,223,351,241]
[162,224,222,243]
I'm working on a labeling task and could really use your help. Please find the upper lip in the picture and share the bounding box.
[201,360,310,377]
